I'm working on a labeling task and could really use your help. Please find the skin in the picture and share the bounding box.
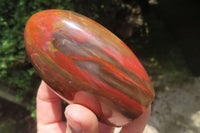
[37,81,151,133]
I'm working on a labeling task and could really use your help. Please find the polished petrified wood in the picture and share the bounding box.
[24,9,155,126]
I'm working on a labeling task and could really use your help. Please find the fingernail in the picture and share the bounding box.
[67,116,82,133]
[69,125,82,133]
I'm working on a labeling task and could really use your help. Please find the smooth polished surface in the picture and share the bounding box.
[24,9,154,126]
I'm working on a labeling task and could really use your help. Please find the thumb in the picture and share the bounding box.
[65,104,99,133]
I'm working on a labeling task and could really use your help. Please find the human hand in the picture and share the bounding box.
[36,81,151,133]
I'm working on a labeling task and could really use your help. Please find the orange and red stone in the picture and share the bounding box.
[24,9,155,126]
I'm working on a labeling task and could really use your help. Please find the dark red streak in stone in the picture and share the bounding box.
[101,45,150,82]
